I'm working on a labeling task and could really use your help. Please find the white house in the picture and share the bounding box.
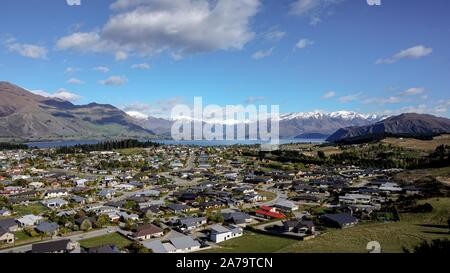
[210,224,243,243]
[17,214,44,227]
[41,198,69,209]
[44,189,69,199]
[339,194,372,205]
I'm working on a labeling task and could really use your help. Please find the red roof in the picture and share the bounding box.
[255,209,285,219]
[260,205,274,211]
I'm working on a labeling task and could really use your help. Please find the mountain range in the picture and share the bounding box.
[1,81,449,142]
[0,82,154,141]
[327,113,450,142]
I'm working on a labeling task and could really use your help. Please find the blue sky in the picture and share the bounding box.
[1,0,449,118]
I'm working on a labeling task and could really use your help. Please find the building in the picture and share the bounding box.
[133,224,164,241]
[35,222,59,236]
[274,199,299,212]
[339,194,372,205]
[209,224,243,243]
[0,227,14,244]
[31,239,79,253]
[41,198,68,209]
[144,235,201,253]
[16,214,44,227]
[255,206,285,219]
[320,213,358,228]
[177,217,207,231]
[44,189,69,199]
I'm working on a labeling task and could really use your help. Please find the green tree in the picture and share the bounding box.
[80,219,92,231]
[95,214,110,228]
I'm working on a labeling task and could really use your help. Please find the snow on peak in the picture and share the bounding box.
[126,111,148,120]
[281,111,382,121]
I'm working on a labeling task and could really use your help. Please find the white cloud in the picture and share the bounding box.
[5,39,47,59]
[252,48,274,60]
[322,91,336,99]
[376,45,433,64]
[65,67,80,74]
[66,0,81,6]
[67,78,85,85]
[99,76,128,86]
[265,29,286,42]
[244,96,265,104]
[339,92,363,103]
[56,0,261,59]
[401,87,426,96]
[131,63,150,70]
[31,88,82,102]
[295,38,314,50]
[289,0,346,25]
[122,97,186,118]
[363,96,404,105]
[93,66,110,73]
[115,50,128,61]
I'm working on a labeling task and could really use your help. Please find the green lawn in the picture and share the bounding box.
[78,232,133,249]
[202,198,450,253]
[200,231,298,253]
[13,203,49,216]
[278,198,450,253]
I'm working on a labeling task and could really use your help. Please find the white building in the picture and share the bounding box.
[210,224,243,243]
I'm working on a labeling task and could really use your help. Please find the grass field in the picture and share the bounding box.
[200,231,298,253]
[203,198,450,253]
[78,232,133,249]
[13,203,49,216]
[382,134,450,152]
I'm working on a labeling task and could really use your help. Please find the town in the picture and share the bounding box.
[1,139,448,253]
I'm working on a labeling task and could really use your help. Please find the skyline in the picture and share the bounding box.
[1,0,450,118]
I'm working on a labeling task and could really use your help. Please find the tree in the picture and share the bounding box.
[127,242,151,253]
[80,219,92,231]
[404,239,450,253]
[95,214,110,228]
[317,150,326,160]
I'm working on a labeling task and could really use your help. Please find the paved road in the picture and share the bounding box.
[0,226,121,253]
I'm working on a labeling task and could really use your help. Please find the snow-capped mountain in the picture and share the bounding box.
[127,109,387,139]
[280,111,383,121]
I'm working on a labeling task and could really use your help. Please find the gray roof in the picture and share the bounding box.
[179,217,206,227]
[210,224,231,234]
[36,222,59,233]
[170,236,200,249]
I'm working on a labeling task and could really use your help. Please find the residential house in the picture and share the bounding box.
[339,194,372,205]
[282,220,315,234]
[0,227,14,244]
[274,199,299,212]
[222,211,252,226]
[144,235,201,253]
[177,217,207,231]
[44,189,69,199]
[320,213,358,228]
[133,224,164,241]
[0,209,12,217]
[0,218,20,232]
[35,222,59,236]
[31,239,79,253]
[210,224,243,243]
[41,198,68,209]
[255,206,285,219]
[166,203,190,213]
[16,214,43,227]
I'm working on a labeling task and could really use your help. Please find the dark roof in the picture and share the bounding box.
[321,213,358,225]
[0,218,18,230]
[133,224,163,237]
[87,244,120,253]
[166,203,189,211]
[31,239,71,253]
[0,226,11,236]
[36,222,59,233]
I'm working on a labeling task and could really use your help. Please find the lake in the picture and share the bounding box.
[26,138,326,148]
